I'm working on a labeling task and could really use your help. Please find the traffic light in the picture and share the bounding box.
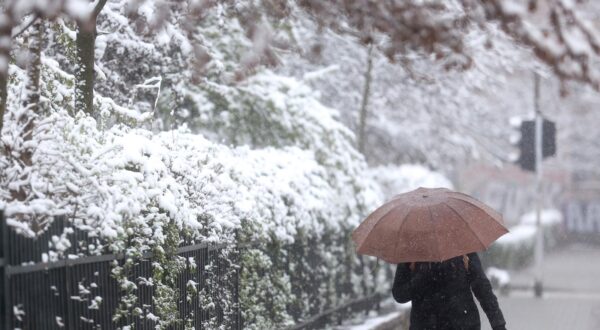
[512,118,556,172]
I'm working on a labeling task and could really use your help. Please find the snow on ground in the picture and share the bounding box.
[346,311,403,330]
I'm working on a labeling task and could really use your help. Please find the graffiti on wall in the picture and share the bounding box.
[470,181,563,224]
[457,164,567,225]
[564,201,600,234]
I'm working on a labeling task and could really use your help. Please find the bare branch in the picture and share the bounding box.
[93,0,109,18]
[11,14,39,38]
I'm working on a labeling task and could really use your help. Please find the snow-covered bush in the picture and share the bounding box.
[0,2,461,328]
[0,106,382,327]
[185,71,385,328]
[482,209,565,270]
[520,209,565,248]
[1,48,385,327]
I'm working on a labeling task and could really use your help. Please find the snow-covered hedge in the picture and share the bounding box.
[1,50,390,328]
[1,11,458,324]
[0,108,385,327]
[180,71,388,328]
[3,109,347,243]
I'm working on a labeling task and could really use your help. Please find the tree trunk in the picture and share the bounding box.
[75,0,108,117]
[75,21,96,115]
[0,15,12,134]
[357,44,373,155]
[19,19,43,166]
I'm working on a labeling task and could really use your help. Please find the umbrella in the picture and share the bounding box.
[352,187,508,263]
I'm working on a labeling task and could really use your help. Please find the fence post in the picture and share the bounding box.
[1,210,10,330]
[58,216,75,329]
[237,245,243,329]
[234,233,242,330]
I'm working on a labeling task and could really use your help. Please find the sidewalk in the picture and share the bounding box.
[481,243,600,330]
[337,300,410,330]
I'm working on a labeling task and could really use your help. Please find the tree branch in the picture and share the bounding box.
[93,0,109,18]
[11,14,39,38]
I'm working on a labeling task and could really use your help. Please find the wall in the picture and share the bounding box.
[457,163,567,225]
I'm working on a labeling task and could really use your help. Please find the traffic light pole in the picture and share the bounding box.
[533,72,544,298]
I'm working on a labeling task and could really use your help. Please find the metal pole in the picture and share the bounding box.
[533,72,544,298]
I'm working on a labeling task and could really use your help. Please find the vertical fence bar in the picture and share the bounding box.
[199,246,205,329]
[64,263,73,328]
[0,211,3,329]
[2,210,10,330]
[234,246,240,330]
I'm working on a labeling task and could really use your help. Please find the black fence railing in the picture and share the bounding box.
[0,212,240,329]
[0,211,393,330]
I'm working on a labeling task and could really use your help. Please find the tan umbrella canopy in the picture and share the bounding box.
[352,187,508,263]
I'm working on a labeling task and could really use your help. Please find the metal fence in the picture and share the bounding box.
[0,211,394,330]
[0,212,240,329]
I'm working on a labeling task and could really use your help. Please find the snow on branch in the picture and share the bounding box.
[293,0,600,89]
[478,0,600,89]
[297,0,471,63]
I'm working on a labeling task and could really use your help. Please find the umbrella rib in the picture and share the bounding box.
[448,196,503,224]
[427,206,443,262]
[391,208,414,263]
[442,202,487,251]
[357,204,406,252]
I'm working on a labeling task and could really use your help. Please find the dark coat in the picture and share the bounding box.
[392,253,506,330]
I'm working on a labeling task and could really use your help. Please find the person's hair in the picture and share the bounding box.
[410,255,470,272]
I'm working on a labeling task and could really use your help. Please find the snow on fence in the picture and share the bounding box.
[0,212,240,329]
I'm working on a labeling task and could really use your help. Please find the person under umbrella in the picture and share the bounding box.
[352,187,508,330]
